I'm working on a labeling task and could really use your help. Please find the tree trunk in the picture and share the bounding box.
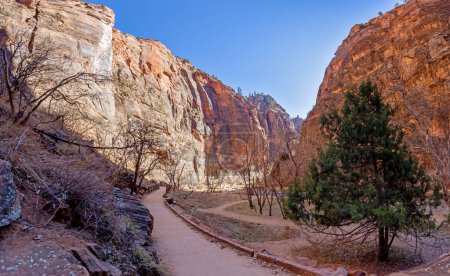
[246,186,254,209]
[268,191,274,216]
[1,49,15,116]
[248,196,254,209]
[378,227,389,262]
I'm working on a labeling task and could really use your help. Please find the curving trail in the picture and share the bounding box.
[198,200,299,228]
[142,188,286,276]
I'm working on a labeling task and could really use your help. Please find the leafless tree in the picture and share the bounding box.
[0,28,109,125]
[205,172,226,192]
[115,118,166,195]
[270,131,304,219]
[395,89,450,200]
[205,155,221,192]
[238,134,276,214]
[261,157,276,216]
[164,149,186,196]
[178,171,197,199]
[205,155,231,192]
[238,136,259,210]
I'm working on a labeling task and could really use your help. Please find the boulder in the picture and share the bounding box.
[0,160,21,227]
[113,187,154,240]
[113,188,160,275]
[0,245,89,275]
[71,247,121,276]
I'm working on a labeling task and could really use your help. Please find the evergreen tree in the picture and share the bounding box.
[286,81,441,261]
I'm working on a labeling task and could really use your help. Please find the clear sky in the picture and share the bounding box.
[89,0,400,118]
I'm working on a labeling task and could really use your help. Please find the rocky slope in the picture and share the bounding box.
[0,0,296,189]
[297,0,449,181]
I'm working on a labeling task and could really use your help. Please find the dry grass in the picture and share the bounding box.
[0,109,117,234]
[225,201,285,218]
[186,209,298,243]
[292,242,424,275]
[0,106,157,274]
[174,190,243,209]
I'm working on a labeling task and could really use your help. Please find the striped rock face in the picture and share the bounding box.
[296,0,449,186]
[1,0,297,189]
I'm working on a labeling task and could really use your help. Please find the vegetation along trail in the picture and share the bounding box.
[198,200,299,228]
[143,188,288,276]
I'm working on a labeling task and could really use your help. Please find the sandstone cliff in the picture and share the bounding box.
[0,0,296,189]
[247,93,298,159]
[1,0,116,118]
[291,116,303,134]
[297,0,449,185]
[112,30,296,187]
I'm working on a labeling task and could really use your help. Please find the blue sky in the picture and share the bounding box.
[89,0,400,118]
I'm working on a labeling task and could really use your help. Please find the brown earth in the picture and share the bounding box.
[177,195,450,275]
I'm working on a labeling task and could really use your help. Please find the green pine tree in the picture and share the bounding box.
[286,81,441,261]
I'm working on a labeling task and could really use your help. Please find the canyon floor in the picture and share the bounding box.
[170,190,450,275]
[142,188,290,276]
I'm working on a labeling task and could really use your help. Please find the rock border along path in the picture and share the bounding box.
[142,188,291,276]
[165,199,331,276]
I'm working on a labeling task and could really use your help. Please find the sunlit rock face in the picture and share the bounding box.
[297,0,449,179]
[247,93,297,159]
[113,34,296,187]
[291,116,303,134]
[0,0,296,189]
[0,0,116,124]
[111,30,209,185]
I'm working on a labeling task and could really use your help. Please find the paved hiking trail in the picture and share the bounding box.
[142,188,287,276]
[198,200,299,228]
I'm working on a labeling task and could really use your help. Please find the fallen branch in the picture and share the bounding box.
[33,128,132,150]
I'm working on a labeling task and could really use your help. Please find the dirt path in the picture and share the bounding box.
[198,200,299,228]
[142,188,288,276]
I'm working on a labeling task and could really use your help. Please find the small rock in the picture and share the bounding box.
[333,267,348,276]
[33,234,43,241]
[166,197,174,205]
[20,225,30,232]
[261,249,272,255]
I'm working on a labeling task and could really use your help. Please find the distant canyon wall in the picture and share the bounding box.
[1,0,297,189]
[297,0,449,183]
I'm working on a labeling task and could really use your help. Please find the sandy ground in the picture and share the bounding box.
[142,188,290,276]
[198,200,298,228]
[193,197,450,274]
[197,200,318,267]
